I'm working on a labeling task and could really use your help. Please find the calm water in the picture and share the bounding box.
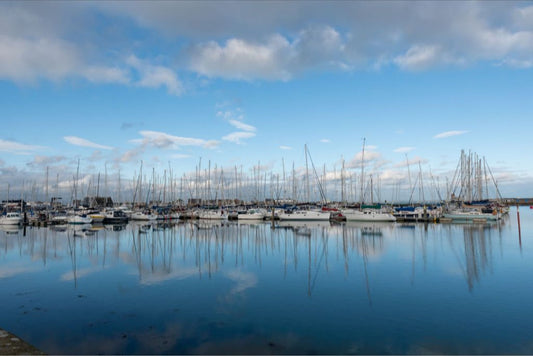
[1,208,532,354]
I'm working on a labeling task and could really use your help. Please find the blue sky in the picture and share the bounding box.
[1,1,532,202]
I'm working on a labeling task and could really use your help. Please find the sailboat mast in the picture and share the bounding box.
[292,162,296,203]
[74,158,80,208]
[118,169,121,205]
[341,157,345,204]
[45,166,49,205]
[305,144,310,203]
[405,154,412,204]
[360,138,366,206]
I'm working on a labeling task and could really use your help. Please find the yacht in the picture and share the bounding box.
[278,209,331,221]
[238,208,266,220]
[342,208,396,222]
[0,212,23,225]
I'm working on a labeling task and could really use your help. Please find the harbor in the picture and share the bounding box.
[1,149,518,228]
[0,209,531,354]
[2,2,533,354]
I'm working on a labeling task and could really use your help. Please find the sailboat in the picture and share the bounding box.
[278,209,331,221]
[279,145,331,221]
[342,139,395,222]
[237,208,266,220]
[443,150,503,221]
[198,208,228,220]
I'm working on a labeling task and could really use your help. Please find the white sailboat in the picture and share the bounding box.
[278,209,331,221]
[67,214,93,224]
[130,210,158,221]
[238,208,266,220]
[198,209,228,220]
[443,208,500,221]
[342,208,396,222]
[342,139,395,222]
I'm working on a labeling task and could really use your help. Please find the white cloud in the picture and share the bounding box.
[0,34,129,84]
[82,66,130,84]
[188,25,350,81]
[320,139,330,143]
[394,147,415,153]
[2,2,533,88]
[118,147,144,163]
[126,55,183,95]
[64,136,113,150]
[346,150,385,170]
[433,130,469,139]
[0,139,47,154]
[280,145,292,150]
[189,35,292,81]
[222,131,256,144]
[135,130,219,149]
[394,45,442,71]
[27,155,67,167]
[499,58,533,69]
[228,119,256,132]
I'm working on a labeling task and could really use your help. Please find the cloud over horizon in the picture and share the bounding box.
[0,139,47,154]
[64,136,113,150]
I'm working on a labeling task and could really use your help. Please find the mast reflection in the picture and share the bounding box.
[0,219,508,294]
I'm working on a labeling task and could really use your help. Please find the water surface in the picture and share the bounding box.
[1,208,532,354]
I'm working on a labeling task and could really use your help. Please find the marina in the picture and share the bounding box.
[2,2,533,354]
[0,149,515,228]
[0,209,531,354]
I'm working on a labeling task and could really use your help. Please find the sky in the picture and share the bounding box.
[1,1,532,203]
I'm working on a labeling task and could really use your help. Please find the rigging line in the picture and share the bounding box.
[306,145,328,204]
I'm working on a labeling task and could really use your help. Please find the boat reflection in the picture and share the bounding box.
[0,219,507,294]
[0,224,21,235]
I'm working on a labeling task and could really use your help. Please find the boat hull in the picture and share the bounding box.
[342,209,396,222]
[278,210,331,221]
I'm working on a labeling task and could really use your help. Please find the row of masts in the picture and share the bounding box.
[1,148,504,208]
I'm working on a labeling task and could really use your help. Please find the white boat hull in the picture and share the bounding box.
[342,209,396,222]
[67,216,93,224]
[443,211,500,221]
[130,213,158,221]
[0,216,22,225]
[278,210,331,221]
[198,211,228,220]
[238,211,265,220]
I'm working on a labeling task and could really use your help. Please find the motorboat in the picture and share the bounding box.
[0,212,22,225]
